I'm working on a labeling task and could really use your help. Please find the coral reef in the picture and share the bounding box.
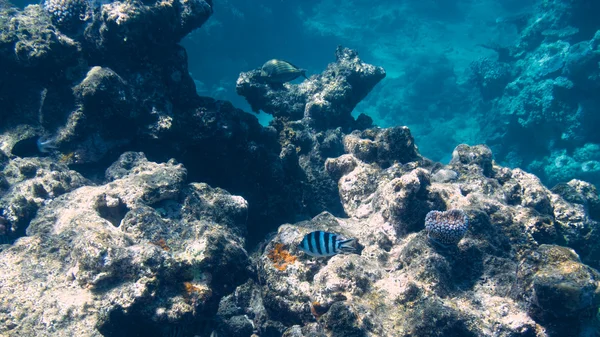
[43,0,89,29]
[0,156,89,239]
[0,0,383,245]
[298,0,600,191]
[461,2,600,188]
[0,0,599,336]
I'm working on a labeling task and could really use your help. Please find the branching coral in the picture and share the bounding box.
[267,242,297,271]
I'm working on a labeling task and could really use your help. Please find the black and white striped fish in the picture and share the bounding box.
[298,231,356,257]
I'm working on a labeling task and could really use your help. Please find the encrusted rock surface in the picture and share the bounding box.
[0,0,212,160]
[0,156,89,241]
[222,142,600,337]
[0,152,251,337]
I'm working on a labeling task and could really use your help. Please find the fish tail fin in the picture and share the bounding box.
[301,69,308,79]
[338,238,356,253]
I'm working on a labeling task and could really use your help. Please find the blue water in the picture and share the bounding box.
[183,0,600,189]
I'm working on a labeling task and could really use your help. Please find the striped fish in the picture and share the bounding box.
[260,59,308,83]
[298,231,356,258]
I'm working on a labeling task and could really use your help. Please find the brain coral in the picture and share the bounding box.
[424,209,469,246]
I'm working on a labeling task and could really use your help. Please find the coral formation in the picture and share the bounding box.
[239,141,600,336]
[294,0,600,190]
[424,209,469,246]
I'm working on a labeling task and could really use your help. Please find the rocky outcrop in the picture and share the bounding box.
[1,1,599,336]
[236,46,385,130]
[0,0,212,160]
[0,152,251,337]
[0,1,386,247]
[214,141,600,337]
[0,155,89,241]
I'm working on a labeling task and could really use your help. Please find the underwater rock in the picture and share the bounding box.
[485,27,600,188]
[0,5,79,71]
[0,0,338,251]
[1,122,599,336]
[518,0,600,50]
[431,168,458,183]
[43,0,89,30]
[73,66,133,124]
[551,179,600,221]
[0,152,251,336]
[342,126,419,168]
[511,244,600,337]
[43,66,136,161]
[450,144,494,177]
[215,279,283,337]
[528,41,570,79]
[564,40,600,92]
[236,46,385,130]
[169,97,326,243]
[83,0,213,57]
[326,126,424,221]
[248,138,600,336]
[374,168,434,234]
[529,245,600,319]
[0,0,212,162]
[1,0,599,335]
[0,6,81,127]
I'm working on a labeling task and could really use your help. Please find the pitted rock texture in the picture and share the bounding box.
[1,2,387,249]
[0,152,251,337]
[236,46,386,130]
[0,156,89,240]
